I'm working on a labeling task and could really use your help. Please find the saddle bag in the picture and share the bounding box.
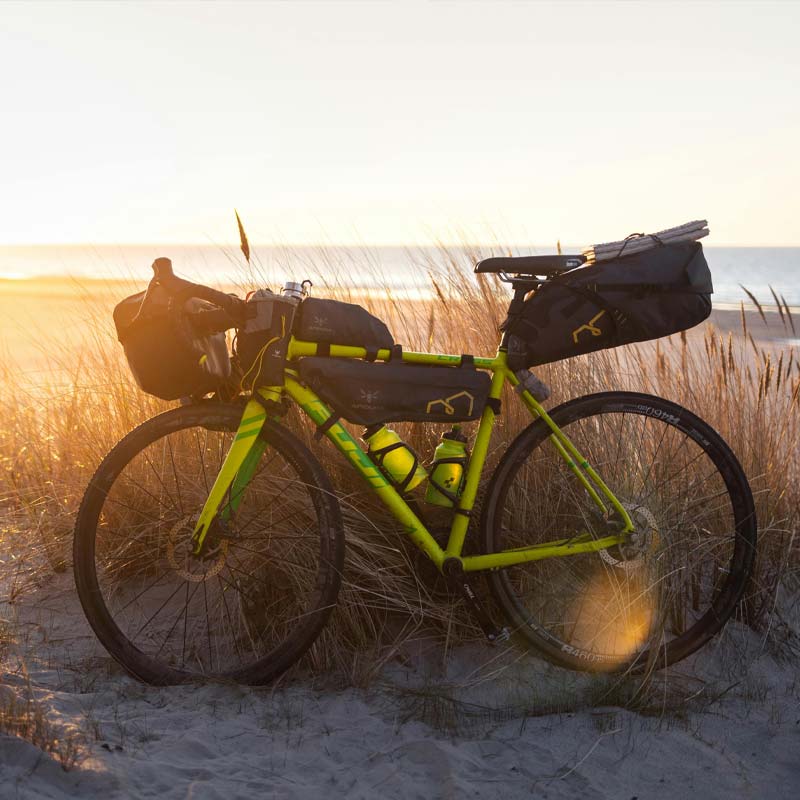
[298,358,492,425]
[114,285,231,401]
[503,241,713,368]
[294,298,394,350]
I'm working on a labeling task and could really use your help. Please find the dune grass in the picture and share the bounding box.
[0,670,84,770]
[0,243,798,694]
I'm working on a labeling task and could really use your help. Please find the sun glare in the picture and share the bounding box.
[565,565,656,665]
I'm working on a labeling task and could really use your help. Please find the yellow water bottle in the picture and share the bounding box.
[425,427,469,507]
[364,425,428,492]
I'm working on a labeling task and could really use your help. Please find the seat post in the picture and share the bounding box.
[499,283,532,350]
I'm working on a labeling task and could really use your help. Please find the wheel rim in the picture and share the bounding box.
[89,416,330,679]
[493,400,750,670]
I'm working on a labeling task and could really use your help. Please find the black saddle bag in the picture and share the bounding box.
[503,241,713,368]
[298,358,491,425]
[294,298,394,350]
[114,285,232,401]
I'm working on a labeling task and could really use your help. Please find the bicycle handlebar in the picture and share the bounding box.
[188,307,241,335]
[151,257,246,328]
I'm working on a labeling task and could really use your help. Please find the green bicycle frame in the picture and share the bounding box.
[191,339,634,569]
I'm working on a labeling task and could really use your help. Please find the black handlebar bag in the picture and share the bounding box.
[114,284,231,400]
[503,241,713,369]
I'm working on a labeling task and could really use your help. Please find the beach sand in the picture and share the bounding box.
[1,278,798,798]
[1,542,799,799]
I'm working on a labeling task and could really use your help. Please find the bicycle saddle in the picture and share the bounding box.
[474,254,586,275]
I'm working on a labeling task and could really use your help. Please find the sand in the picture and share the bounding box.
[2,549,799,799]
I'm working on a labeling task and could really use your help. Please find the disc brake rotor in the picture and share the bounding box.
[599,503,659,571]
[166,515,228,582]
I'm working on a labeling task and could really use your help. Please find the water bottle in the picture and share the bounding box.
[425,426,469,507]
[282,281,307,302]
[364,426,427,492]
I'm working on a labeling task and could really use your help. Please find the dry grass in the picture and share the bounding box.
[0,243,799,692]
[0,671,84,770]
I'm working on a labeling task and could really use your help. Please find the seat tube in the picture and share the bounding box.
[444,364,505,558]
[498,285,529,351]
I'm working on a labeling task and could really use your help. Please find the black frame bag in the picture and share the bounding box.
[294,298,394,350]
[298,358,491,425]
[114,286,231,401]
[503,241,713,368]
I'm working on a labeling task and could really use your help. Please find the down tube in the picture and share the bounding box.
[283,375,446,568]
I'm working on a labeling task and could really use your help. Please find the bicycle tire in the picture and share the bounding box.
[481,391,757,672]
[74,403,344,685]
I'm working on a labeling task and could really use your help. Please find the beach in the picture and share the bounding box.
[2,541,799,799]
[1,276,798,799]
[4,0,800,794]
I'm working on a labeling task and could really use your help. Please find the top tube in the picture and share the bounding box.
[287,339,505,371]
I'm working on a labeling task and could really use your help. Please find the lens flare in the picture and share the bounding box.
[564,563,656,665]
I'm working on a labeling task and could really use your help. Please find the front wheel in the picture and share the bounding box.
[74,403,344,685]
[482,392,757,672]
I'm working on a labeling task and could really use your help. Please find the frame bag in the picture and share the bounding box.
[298,358,491,425]
[114,285,231,401]
[294,298,394,350]
[503,241,713,368]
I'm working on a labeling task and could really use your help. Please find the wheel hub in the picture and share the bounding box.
[599,503,659,571]
[166,515,228,582]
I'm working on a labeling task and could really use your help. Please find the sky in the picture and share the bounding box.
[0,0,798,246]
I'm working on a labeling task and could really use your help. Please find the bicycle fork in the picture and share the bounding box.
[191,397,270,555]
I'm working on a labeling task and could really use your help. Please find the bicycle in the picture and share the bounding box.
[73,255,757,685]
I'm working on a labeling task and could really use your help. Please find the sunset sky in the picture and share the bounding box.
[1,0,798,246]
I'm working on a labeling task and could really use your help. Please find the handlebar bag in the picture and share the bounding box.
[502,241,712,369]
[297,357,491,425]
[294,298,394,350]
[114,285,231,401]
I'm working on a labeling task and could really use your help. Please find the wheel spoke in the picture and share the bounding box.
[77,408,342,684]
[487,394,754,672]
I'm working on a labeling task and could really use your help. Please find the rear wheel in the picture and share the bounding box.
[482,392,757,672]
[74,403,344,685]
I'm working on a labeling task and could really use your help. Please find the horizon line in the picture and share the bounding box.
[2,241,799,249]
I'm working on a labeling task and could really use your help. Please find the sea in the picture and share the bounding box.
[0,244,799,309]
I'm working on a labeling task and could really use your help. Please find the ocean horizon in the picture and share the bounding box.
[1,244,799,308]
